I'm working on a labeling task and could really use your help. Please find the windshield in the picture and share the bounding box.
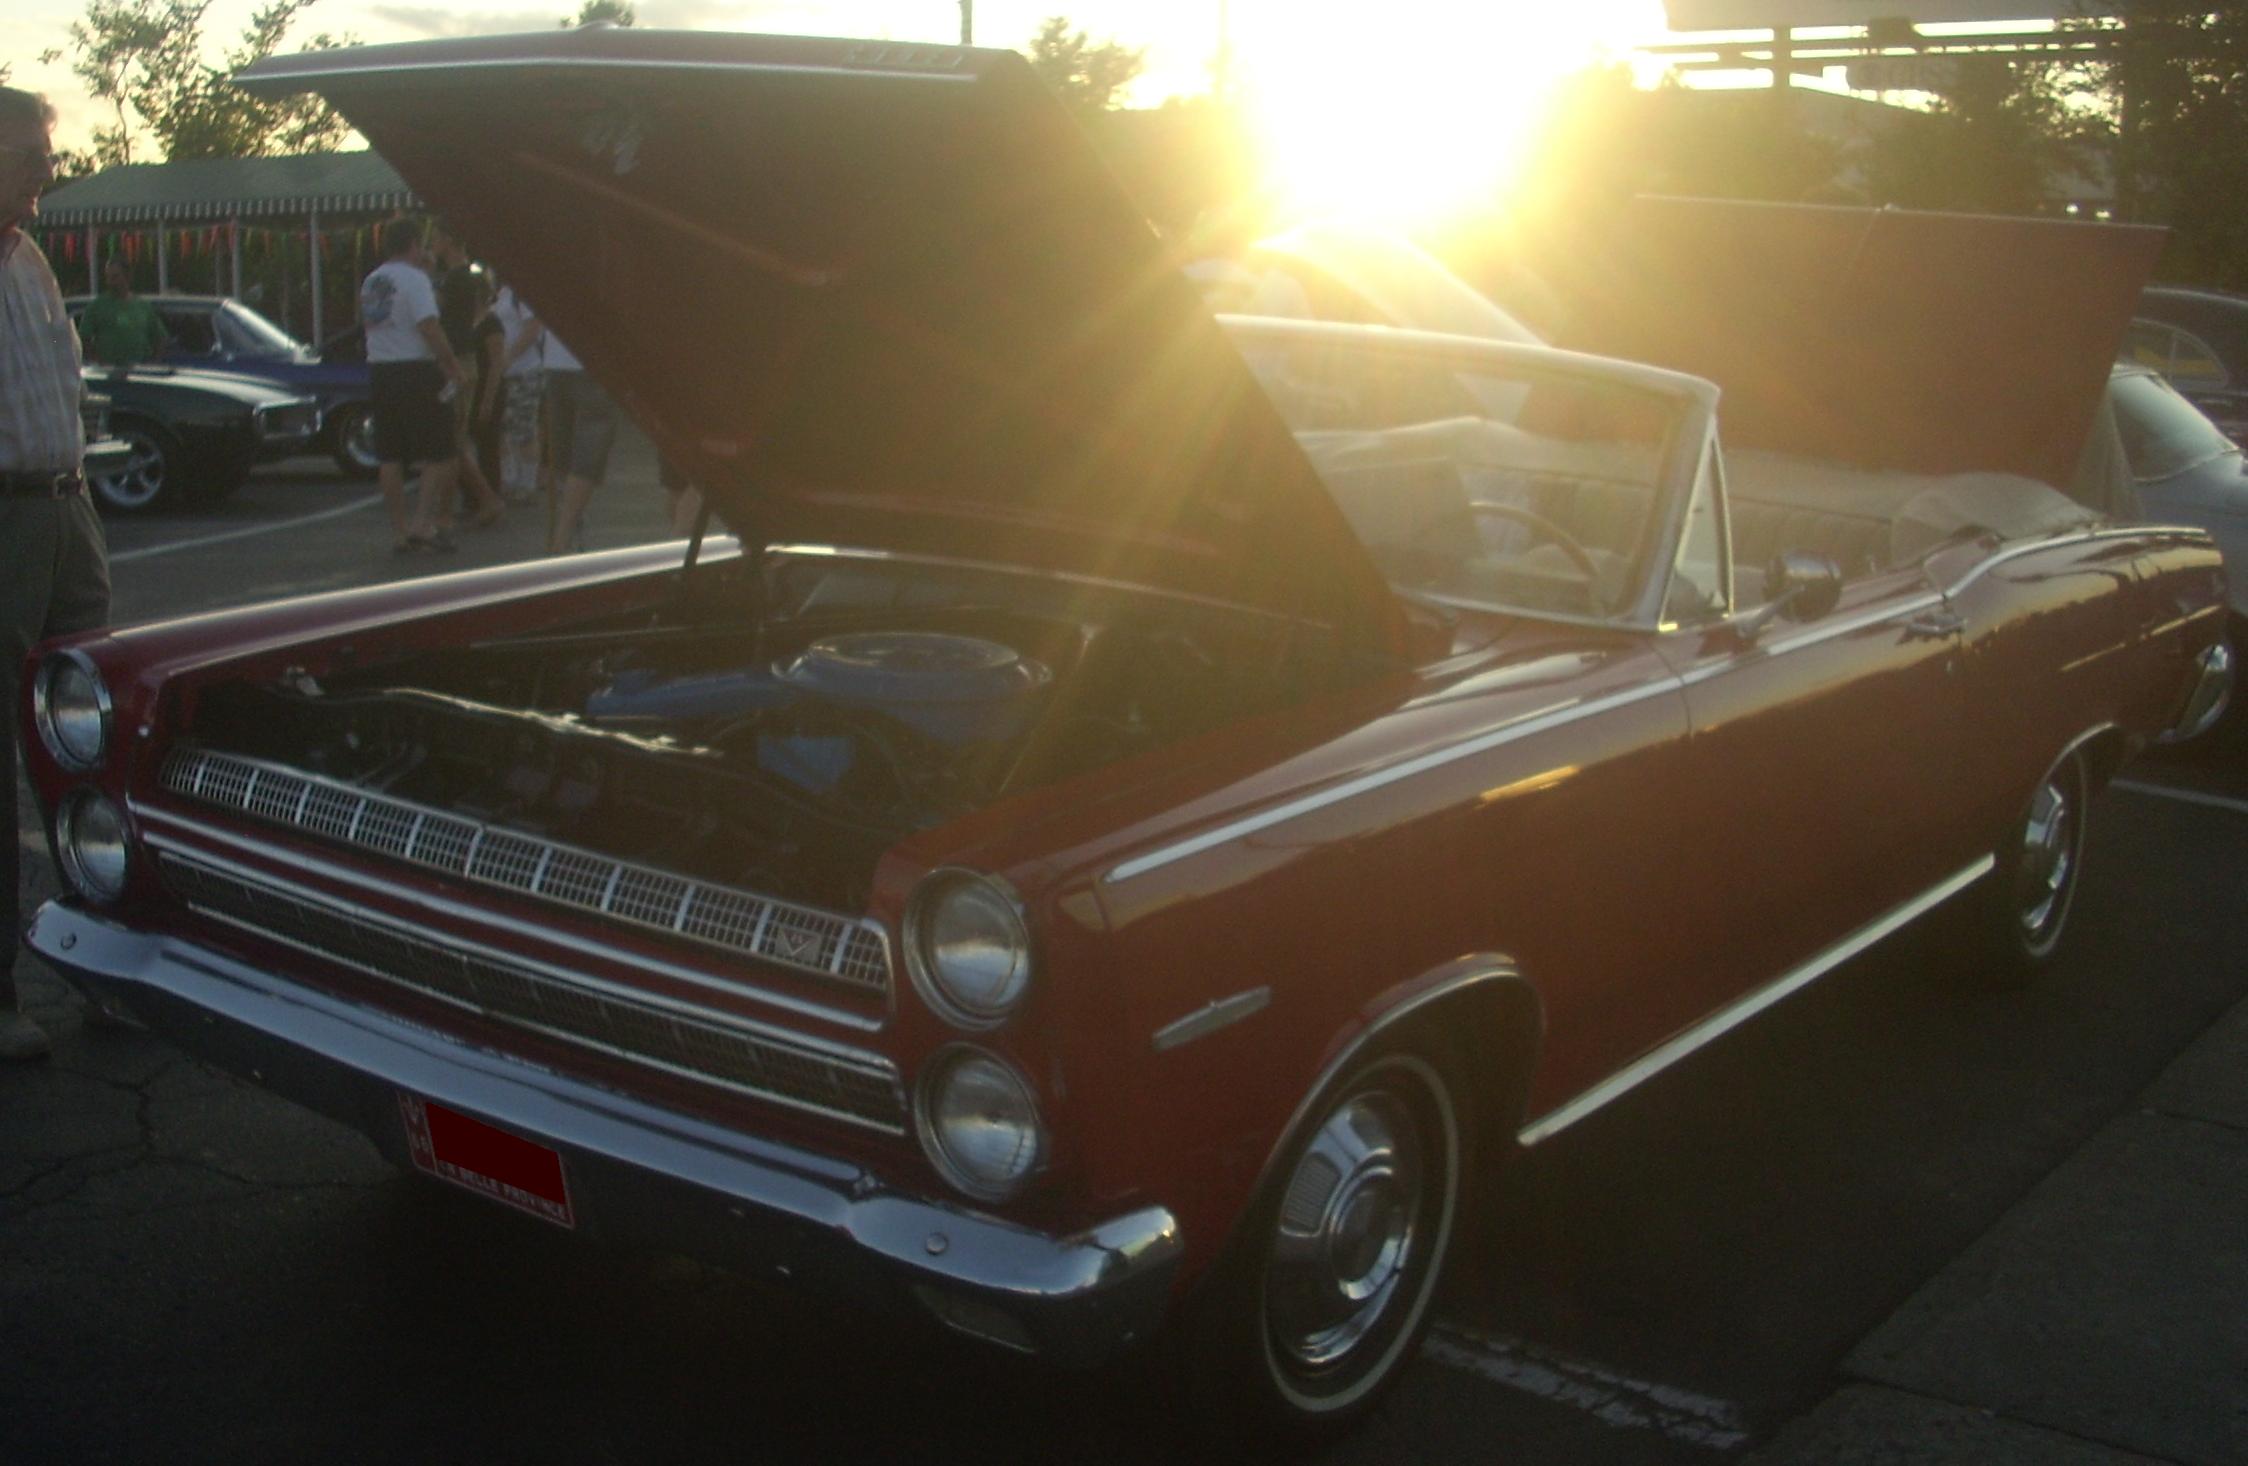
[2110,370,2240,482]
[1232,329,1690,622]
[217,300,307,358]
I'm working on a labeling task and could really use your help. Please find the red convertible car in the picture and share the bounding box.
[19,31,2234,1441]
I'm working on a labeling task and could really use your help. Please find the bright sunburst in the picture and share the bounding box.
[1233,0,1665,228]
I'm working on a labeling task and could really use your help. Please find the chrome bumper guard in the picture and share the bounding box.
[2156,636,2234,745]
[26,900,1182,1365]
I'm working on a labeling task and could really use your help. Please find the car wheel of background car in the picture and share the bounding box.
[1959,747,2090,986]
[89,419,181,514]
[1178,1039,1470,1446]
[329,402,379,479]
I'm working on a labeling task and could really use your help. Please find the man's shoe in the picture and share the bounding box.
[0,1012,53,1061]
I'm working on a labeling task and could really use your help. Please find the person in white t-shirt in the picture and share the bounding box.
[359,218,465,554]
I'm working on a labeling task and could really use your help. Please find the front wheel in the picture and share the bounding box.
[1180,1045,1467,1446]
[329,401,379,478]
[1958,747,2089,986]
[88,420,180,514]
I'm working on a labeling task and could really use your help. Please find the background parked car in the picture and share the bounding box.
[81,364,321,514]
[65,293,378,478]
[2127,286,2248,446]
[2103,362,2246,737]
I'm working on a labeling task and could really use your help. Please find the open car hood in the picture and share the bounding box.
[237,30,1404,651]
[1533,197,2166,489]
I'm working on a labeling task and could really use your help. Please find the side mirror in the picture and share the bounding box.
[1733,550,1845,641]
[1763,550,1844,623]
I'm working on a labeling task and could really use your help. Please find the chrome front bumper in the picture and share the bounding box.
[26,900,1181,1365]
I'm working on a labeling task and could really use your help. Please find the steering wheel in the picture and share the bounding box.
[1413,500,1608,614]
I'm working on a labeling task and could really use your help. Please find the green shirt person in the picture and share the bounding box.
[79,259,168,365]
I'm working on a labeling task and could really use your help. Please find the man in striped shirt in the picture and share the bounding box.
[0,87,111,1060]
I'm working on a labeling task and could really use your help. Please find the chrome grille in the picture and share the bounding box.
[161,748,891,994]
[157,851,907,1133]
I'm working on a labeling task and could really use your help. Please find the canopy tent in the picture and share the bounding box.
[32,151,419,343]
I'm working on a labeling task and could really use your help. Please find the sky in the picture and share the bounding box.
[6,0,1680,221]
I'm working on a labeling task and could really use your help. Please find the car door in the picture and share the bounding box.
[1650,449,1972,1022]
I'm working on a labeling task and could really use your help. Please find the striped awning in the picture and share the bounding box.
[36,150,418,226]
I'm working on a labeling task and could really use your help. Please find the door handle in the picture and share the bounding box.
[1905,609,1964,639]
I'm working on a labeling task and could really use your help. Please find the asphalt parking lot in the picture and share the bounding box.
[5,444,2245,1463]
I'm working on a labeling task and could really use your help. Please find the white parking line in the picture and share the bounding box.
[2113,779,2248,818]
[1423,1324,1751,1451]
[109,494,384,564]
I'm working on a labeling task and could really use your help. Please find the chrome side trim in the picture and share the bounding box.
[160,748,892,996]
[1671,592,1947,688]
[1103,680,1681,885]
[1151,986,1272,1053]
[1516,857,1995,1146]
[1941,526,2200,597]
[156,848,909,1133]
[138,813,880,1033]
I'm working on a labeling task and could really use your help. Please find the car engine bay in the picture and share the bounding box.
[178,557,1354,910]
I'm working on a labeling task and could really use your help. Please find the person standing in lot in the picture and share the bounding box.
[427,222,505,533]
[0,87,112,1060]
[78,256,167,366]
[502,306,615,554]
[360,218,465,554]
[542,330,616,554]
[492,280,545,504]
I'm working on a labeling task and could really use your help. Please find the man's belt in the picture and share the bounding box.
[0,470,85,497]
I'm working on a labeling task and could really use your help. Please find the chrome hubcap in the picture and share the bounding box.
[1265,1090,1423,1371]
[2017,773,2074,941]
[96,434,164,508]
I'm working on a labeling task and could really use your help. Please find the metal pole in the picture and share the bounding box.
[230,217,242,298]
[85,226,96,292]
[308,208,323,346]
[156,221,169,293]
[959,0,971,45]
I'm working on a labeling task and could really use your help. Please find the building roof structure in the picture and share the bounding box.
[36,150,416,227]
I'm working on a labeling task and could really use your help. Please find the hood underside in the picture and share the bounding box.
[237,30,1404,650]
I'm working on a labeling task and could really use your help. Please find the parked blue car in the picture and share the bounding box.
[66,293,376,478]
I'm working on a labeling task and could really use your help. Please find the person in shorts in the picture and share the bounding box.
[505,304,615,554]
[428,222,504,531]
[358,218,463,553]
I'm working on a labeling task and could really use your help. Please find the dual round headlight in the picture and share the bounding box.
[57,790,130,902]
[905,870,1032,1028]
[916,1046,1045,1201]
[35,651,111,771]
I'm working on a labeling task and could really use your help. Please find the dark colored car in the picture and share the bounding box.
[67,293,377,477]
[2103,363,2247,734]
[80,364,322,514]
[20,30,2232,1445]
[2127,286,2248,447]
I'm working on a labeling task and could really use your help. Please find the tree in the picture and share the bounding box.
[42,0,352,165]
[1023,16,1144,114]
[2072,2,2248,286]
[1861,56,2101,216]
[562,0,636,26]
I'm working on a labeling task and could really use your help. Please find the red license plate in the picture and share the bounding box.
[399,1093,576,1230]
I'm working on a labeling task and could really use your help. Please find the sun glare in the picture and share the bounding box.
[1235,2,1661,229]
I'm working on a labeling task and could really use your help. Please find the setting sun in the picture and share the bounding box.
[1231,0,1668,227]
